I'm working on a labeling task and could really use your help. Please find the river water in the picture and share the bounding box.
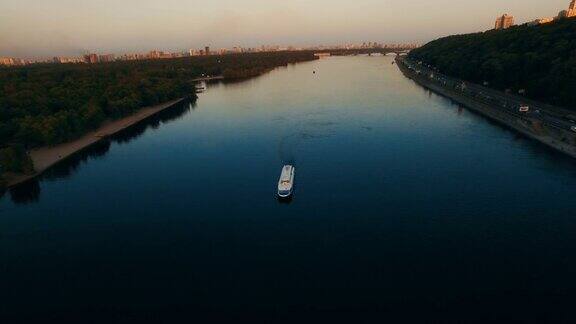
[2,56,576,321]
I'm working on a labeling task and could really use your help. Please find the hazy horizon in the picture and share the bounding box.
[0,0,570,59]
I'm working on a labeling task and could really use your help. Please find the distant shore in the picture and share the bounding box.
[4,98,188,189]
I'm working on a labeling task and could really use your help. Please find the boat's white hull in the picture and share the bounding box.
[277,165,295,198]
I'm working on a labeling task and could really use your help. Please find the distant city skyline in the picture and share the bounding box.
[0,0,570,59]
[0,42,419,66]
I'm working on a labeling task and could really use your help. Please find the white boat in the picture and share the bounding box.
[277,165,295,198]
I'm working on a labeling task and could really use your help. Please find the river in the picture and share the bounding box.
[2,56,576,321]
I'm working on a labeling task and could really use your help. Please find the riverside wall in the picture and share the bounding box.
[396,58,576,159]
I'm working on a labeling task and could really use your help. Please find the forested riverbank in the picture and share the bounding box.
[409,18,576,110]
[0,51,317,189]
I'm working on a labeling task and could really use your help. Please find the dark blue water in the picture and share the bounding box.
[2,56,576,322]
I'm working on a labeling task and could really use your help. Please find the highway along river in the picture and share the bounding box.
[2,56,576,321]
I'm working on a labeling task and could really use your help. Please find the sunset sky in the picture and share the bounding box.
[0,0,570,58]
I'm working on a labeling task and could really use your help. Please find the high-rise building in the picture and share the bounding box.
[83,53,99,64]
[205,46,210,55]
[568,0,576,17]
[494,14,515,30]
[98,54,115,63]
[0,57,15,66]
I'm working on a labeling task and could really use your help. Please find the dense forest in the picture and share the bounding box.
[0,51,317,186]
[409,18,576,110]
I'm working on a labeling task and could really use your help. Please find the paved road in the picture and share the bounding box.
[399,58,576,133]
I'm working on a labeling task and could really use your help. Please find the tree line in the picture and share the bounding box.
[0,51,317,185]
[409,18,576,110]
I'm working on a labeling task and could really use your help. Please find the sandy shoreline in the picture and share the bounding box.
[5,98,187,188]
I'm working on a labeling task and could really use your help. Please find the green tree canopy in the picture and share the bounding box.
[409,18,576,110]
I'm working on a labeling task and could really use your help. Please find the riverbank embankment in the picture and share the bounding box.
[4,98,188,189]
[396,57,576,159]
